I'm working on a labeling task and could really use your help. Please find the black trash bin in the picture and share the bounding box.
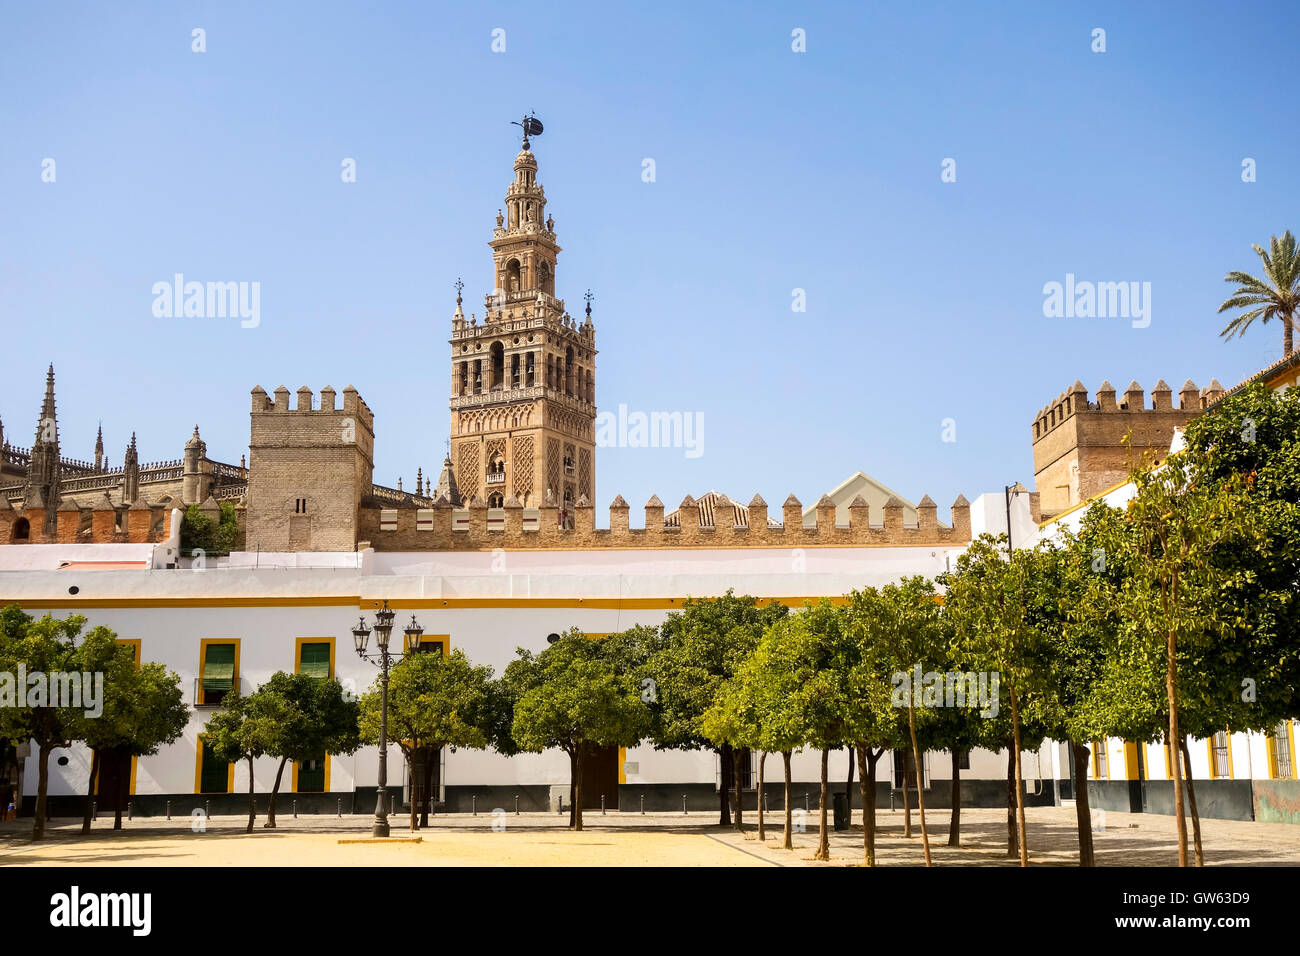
[832,791,849,830]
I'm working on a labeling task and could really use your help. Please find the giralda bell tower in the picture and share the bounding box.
[448,115,596,516]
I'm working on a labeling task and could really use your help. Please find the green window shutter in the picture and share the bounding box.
[299,642,331,679]
[200,740,229,793]
[202,643,236,694]
[297,757,325,792]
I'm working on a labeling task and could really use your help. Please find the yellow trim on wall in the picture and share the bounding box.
[618,747,626,785]
[194,734,235,794]
[197,637,242,704]
[1122,741,1139,780]
[294,636,336,678]
[115,638,142,795]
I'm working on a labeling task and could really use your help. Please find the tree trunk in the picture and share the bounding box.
[756,752,766,842]
[1071,741,1095,866]
[1286,312,1295,358]
[1165,573,1189,867]
[567,750,577,828]
[81,748,100,835]
[1178,737,1205,866]
[267,756,288,829]
[1009,685,1028,867]
[947,749,962,847]
[781,751,793,850]
[718,743,732,826]
[858,745,879,866]
[814,747,830,861]
[845,745,854,808]
[33,742,51,841]
[902,749,912,837]
[908,703,932,866]
[421,749,435,827]
[246,755,256,833]
[409,755,419,832]
[732,747,744,831]
[573,745,585,832]
[1006,746,1018,857]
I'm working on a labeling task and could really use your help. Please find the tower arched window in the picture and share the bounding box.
[12,517,30,542]
[505,259,521,293]
[538,260,552,296]
[488,493,504,508]
[490,342,505,390]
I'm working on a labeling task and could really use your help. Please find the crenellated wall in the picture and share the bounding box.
[357,492,972,551]
[244,385,376,553]
[1031,377,1224,519]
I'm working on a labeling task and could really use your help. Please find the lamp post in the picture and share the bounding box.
[352,601,423,837]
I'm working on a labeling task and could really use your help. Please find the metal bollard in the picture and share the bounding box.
[205,799,210,817]
[683,794,688,815]
[91,799,97,821]
[293,799,297,818]
[640,794,645,815]
[601,794,606,815]
[804,793,808,812]
[557,795,564,816]
[763,791,768,813]
[127,800,133,821]
[166,800,171,820]
[472,795,477,816]
[515,795,520,815]
[337,799,342,818]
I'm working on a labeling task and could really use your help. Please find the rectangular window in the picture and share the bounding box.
[199,640,238,706]
[1269,722,1294,780]
[1210,732,1231,778]
[296,756,326,793]
[416,509,434,531]
[297,640,332,680]
[408,635,448,656]
[197,736,230,794]
[1093,742,1108,780]
[380,509,398,531]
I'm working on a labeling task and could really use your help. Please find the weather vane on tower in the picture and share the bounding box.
[512,111,544,149]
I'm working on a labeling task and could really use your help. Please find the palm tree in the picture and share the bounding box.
[1218,230,1300,358]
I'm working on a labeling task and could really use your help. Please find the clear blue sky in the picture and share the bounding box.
[2,1,1297,518]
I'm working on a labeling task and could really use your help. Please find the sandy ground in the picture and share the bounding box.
[2,805,1298,866]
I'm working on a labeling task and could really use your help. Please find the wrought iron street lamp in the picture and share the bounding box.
[352,600,423,837]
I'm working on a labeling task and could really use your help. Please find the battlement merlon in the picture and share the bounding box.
[250,385,375,431]
[1030,377,1228,443]
[357,493,974,551]
[1029,377,1228,520]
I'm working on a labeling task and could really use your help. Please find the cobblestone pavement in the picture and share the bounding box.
[1,806,1297,866]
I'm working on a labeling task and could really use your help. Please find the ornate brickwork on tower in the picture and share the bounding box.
[448,130,597,517]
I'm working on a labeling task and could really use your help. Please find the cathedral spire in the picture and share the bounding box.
[23,363,61,528]
[94,422,104,472]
